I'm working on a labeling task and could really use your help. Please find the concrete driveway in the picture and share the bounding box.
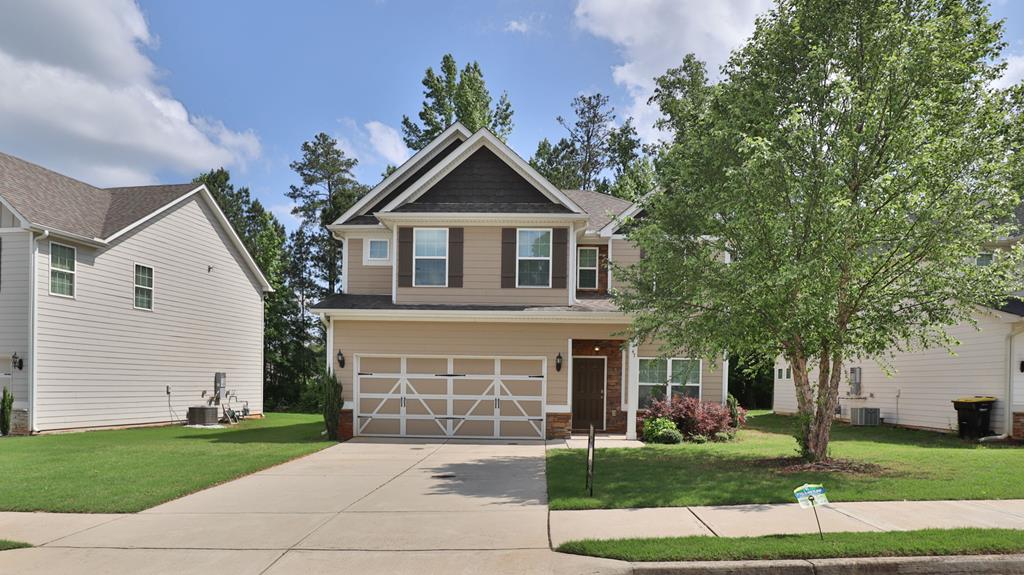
[0,438,626,574]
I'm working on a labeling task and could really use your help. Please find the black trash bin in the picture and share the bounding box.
[951,396,996,439]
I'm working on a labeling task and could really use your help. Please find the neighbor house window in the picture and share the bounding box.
[49,242,76,297]
[134,264,154,310]
[516,228,551,287]
[413,228,447,287]
[638,358,703,408]
[578,247,598,290]
[976,252,993,266]
[367,238,389,262]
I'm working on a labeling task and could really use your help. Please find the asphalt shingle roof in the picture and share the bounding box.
[0,151,197,240]
[313,293,619,313]
[562,189,633,232]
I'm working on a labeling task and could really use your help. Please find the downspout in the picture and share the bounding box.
[28,229,47,433]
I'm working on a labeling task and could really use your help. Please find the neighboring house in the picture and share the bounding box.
[313,123,727,440]
[0,152,271,433]
[772,300,1024,440]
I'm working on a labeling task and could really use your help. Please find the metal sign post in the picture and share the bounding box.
[793,483,828,541]
[585,424,596,497]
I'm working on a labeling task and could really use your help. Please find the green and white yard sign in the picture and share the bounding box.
[793,483,828,540]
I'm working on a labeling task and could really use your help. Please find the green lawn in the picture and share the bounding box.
[0,413,329,513]
[557,529,1024,562]
[548,412,1023,510]
[0,540,31,552]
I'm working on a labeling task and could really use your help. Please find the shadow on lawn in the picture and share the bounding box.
[746,413,999,450]
[172,421,326,444]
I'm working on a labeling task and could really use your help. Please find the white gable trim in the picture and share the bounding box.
[598,199,645,237]
[379,129,586,215]
[0,194,30,228]
[331,122,472,227]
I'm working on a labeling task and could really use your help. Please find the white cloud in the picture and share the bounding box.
[993,54,1024,89]
[269,202,300,227]
[364,121,410,166]
[574,0,771,141]
[0,0,259,186]
[504,13,546,35]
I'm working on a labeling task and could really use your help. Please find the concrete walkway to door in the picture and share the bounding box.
[0,438,627,575]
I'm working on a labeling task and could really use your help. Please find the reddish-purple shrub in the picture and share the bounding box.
[641,397,745,440]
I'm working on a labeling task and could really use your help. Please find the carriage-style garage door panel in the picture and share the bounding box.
[354,355,546,439]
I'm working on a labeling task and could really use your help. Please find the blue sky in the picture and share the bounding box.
[2,0,1024,230]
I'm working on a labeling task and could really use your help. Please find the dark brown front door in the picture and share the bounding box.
[572,357,605,430]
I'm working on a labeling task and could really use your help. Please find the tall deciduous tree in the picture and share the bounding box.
[616,0,1023,461]
[401,54,514,150]
[287,133,367,297]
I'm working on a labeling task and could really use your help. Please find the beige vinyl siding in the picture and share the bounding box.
[332,320,629,406]
[636,341,724,404]
[397,226,568,305]
[609,238,641,292]
[0,231,30,408]
[773,310,1017,433]
[346,238,391,295]
[33,196,264,431]
[0,204,21,227]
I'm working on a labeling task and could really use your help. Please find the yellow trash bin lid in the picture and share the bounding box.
[952,396,997,403]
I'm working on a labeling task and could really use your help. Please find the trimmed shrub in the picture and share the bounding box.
[651,428,684,444]
[642,416,677,442]
[643,397,743,440]
[0,387,11,436]
[319,368,343,441]
[727,393,747,428]
[713,431,734,442]
[690,433,708,444]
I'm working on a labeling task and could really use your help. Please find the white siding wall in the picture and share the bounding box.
[0,204,21,227]
[33,196,264,431]
[0,230,30,408]
[773,311,1018,433]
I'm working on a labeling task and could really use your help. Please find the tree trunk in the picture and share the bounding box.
[788,347,843,462]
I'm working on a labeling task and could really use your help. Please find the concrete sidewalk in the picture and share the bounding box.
[550,499,1024,546]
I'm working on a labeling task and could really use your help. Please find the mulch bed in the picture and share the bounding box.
[757,456,887,476]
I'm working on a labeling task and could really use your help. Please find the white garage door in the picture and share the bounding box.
[354,355,546,439]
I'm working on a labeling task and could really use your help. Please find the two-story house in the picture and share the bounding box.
[313,124,728,440]
[0,152,270,434]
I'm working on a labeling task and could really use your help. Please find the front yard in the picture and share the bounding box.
[547,412,1023,510]
[0,413,328,513]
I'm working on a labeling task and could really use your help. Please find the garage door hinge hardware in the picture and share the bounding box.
[529,375,544,378]
[358,372,373,376]
[435,373,465,377]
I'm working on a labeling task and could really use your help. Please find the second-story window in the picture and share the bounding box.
[50,242,76,298]
[134,264,154,310]
[413,228,447,287]
[578,247,598,290]
[366,238,389,263]
[516,228,551,288]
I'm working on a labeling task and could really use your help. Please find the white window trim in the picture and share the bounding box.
[133,262,154,311]
[413,227,448,288]
[48,241,76,299]
[638,357,702,405]
[577,246,599,290]
[364,238,391,266]
[515,227,553,288]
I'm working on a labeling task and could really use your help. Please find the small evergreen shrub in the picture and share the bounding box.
[690,433,708,444]
[713,431,734,442]
[651,428,684,444]
[642,416,678,442]
[318,368,343,441]
[0,387,12,436]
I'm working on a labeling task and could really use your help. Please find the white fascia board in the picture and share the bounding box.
[376,212,588,227]
[598,201,644,237]
[379,129,587,215]
[332,123,472,226]
[315,308,629,324]
[27,226,107,247]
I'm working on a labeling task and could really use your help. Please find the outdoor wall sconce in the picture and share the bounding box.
[10,353,23,371]
[555,353,563,372]
[1019,360,1024,373]
[337,351,346,369]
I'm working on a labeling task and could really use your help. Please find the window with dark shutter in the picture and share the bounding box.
[397,227,413,287]
[501,228,516,288]
[448,228,463,288]
[551,228,568,289]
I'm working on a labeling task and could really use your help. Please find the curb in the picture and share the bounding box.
[631,554,1024,575]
